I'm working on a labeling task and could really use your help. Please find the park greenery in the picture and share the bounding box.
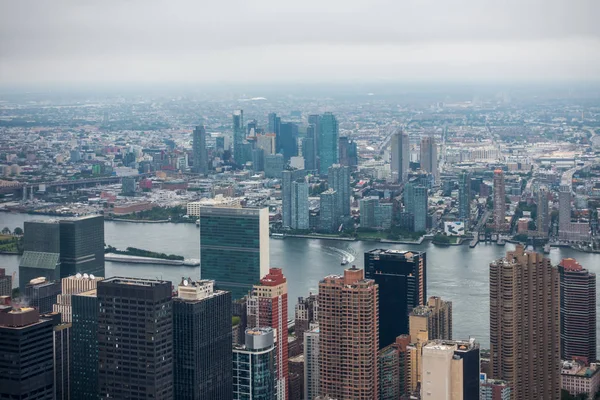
[105,245,184,261]
[115,206,193,223]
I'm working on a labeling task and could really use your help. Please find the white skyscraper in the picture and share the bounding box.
[304,327,320,400]
[291,179,309,230]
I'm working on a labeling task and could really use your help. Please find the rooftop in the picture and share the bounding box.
[100,276,170,287]
[19,251,60,270]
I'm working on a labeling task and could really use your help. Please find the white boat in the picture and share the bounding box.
[271,233,285,239]
[341,257,349,266]
[543,243,551,254]
[195,219,200,226]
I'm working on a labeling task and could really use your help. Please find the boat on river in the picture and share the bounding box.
[341,257,349,265]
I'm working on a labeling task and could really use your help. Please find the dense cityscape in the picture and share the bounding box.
[0,84,598,400]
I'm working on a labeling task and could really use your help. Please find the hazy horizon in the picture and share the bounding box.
[1,0,600,86]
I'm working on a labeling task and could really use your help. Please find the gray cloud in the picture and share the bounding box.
[1,0,599,84]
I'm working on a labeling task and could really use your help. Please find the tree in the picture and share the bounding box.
[13,227,23,236]
[1,227,10,235]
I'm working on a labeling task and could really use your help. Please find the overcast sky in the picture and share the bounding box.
[1,0,599,85]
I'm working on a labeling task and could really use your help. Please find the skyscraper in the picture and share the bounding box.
[268,112,281,150]
[420,136,438,183]
[59,215,105,278]
[328,164,351,217]
[391,130,410,183]
[365,249,426,348]
[233,110,245,164]
[53,273,103,323]
[41,312,71,400]
[420,339,480,400]
[413,185,428,233]
[98,277,173,400]
[308,115,320,171]
[378,335,411,400]
[192,125,208,174]
[489,246,560,399]
[559,258,596,364]
[0,268,11,296]
[338,136,357,169]
[291,179,309,230]
[24,219,60,253]
[319,267,378,399]
[304,326,320,400]
[247,268,289,400]
[492,170,506,231]
[318,189,337,232]
[458,171,471,226]
[0,306,54,399]
[302,137,316,171]
[409,296,452,341]
[559,184,572,240]
[173,279,232,400]
[233,327,277,400]
[280,122,299,161]
[265,153,285,178]
[537,187,550,236]
[282,170,294,228]
[318,112,338,176]
[25,277,61,314]
[71,289,98,400]
[199,207,270,299]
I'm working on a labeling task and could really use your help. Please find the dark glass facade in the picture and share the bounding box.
[199,207,269,300]
[173,288,232,400]
[364,249,426,349]
[26,279,61,314]
[42,312,71,400]
[0,309,55,399]
[279,122,298,161]
[59,215,105,278]
[24,220,60,253]
[453,340,480,400]
[192,125,208,174]
[71,290,99,400]
[97,277,173,400]
[233,328,277,400]
[318,113,338,176]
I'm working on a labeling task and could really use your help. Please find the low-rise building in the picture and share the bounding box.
[561,360,600,400]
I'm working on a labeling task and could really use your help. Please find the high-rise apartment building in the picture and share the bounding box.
[328,164,351,217]
[409,296,452,341]
[559,258,596,364]
[489,246,560,400]
[308,114,320,167]
[97,277,173,400]
[391,130,410,183]
[295,293,318,337]
[412,185,428,232]
[420,339,480,400]
[233,327,277,400]
[25,277,61,314]
[378,335,411,400]
[199,207,269,299]
[291,179,309,230]
[41,312,71,400]
[537,187,550,236]
[360,196,393,230]
[192,125,208,174]
[268,112,281,150]
[0,268,11,296]
[420,136,438,183]
[304,326,320,400]
[318,112,339,176]
[365,249,426,348]
[559,184,573,240]
[493,170,506,231]
[233,110,245,164]
[173,279,232,400]
[338,136,358,169]
[280,122,299,161]
[71,289,98,400]
[319,267,378,399]
[247,268,289,400]
[302,136,316,171]
[479,374,511,400]
[458,171,471,226]
[318,189,337,232]
[0,306,55,399]
[53,273,102,323]
[282,169,306,228]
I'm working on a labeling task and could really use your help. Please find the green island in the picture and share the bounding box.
[105,245,184,261]
[110,206,194,223]
[0,234,23,254]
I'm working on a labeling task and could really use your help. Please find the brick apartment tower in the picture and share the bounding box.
[559,258,597,364]
[247,268,289,400]
[318,266,379,400]
[489,245,560,400]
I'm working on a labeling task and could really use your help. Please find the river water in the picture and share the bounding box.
[2,212,599,350]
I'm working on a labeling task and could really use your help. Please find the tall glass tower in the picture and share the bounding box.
[192,125,207,174]
[199,207,270,299]
[318,112,338,176]
[233,110,244,164]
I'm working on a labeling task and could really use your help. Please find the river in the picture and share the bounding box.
[1,212,599,350]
